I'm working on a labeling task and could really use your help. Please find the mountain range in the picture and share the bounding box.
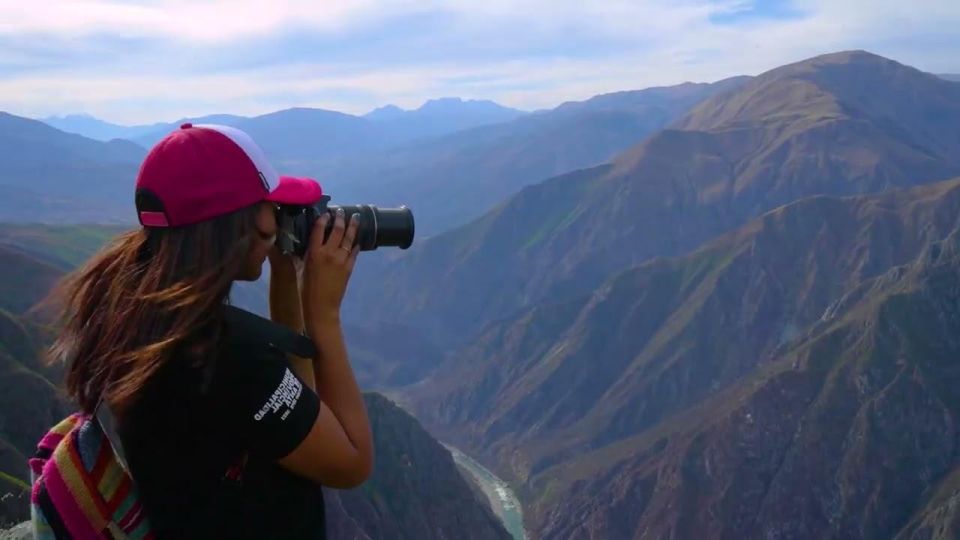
[41,114,171,144]
[14,60,960,237]
[347,51,960,346]
[406,175,960,538]
[10,79,748,234]
[44,98,522,148]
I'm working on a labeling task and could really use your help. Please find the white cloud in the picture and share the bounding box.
[0,0,958,123]
[0,0,400,41]
[0,0,743,42]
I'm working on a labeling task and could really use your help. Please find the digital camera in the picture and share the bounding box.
[275,195,414,258]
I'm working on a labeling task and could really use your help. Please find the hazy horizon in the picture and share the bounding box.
[37,95,529,126]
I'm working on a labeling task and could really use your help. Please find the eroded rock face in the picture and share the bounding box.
[0,492,28,532]
[0,522,33,540]
[525,224,960,540]
[408,172,960,538]
[898,489,960,540]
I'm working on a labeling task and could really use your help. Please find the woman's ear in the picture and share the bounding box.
[255,202,278,236]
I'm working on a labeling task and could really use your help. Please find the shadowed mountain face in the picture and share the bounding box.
[409,177,960,540]
[0,246,72,526]
[348,51,960,347]
[0,226,129,525]
[0,114,145,223]
[41,114,169,143]
[0,244,65,315]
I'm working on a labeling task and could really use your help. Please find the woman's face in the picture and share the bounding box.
[238,201,278,281]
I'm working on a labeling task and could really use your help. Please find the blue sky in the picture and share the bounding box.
[1,0,958,124]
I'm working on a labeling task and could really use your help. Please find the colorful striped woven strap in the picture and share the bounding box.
[30,414,154,540]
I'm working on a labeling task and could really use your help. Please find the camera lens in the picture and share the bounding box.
[276,199,415,258]
[375,207,415,249]
[327,205,415,251]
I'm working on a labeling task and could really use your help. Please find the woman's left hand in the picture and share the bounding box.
[268,245,305,331]
[268,244,303,280]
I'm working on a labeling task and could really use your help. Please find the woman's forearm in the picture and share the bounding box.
[269,261,314,390]
[308,318,372,467]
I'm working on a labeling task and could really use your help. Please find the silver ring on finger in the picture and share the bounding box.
[340,246,352,254]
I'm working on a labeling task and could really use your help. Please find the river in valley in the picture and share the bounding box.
[445,445,528,540]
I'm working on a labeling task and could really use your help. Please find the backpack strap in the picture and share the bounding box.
[222,304,318,359]
[94,398,130,471]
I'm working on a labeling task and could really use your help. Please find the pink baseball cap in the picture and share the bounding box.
[135,123,323,227]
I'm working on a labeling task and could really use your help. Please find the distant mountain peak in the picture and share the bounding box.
[812,49,885,63]
[43,112,100,121]
[364,104,406,120]
[420,97,466,107]
[359,97,525,139]
[266,106,345,116]
[363,96,522,120]
[675,49,958,133]
[416,97,519,114]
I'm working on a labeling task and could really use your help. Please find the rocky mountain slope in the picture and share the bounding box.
[407,177,960,539]
[532,188,960,539]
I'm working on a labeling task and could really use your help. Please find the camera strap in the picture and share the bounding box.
[222,304,318,359]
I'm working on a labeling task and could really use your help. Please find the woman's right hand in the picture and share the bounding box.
[283,207,373,488]
[301,208,360,329]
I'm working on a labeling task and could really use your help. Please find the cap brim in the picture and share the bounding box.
[265,176,323,206]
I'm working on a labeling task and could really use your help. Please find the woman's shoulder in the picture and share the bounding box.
[209,330,289,398]
[219,306,315,361]
[218,330,286,370]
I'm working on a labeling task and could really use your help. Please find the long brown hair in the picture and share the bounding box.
[48,205,260,415]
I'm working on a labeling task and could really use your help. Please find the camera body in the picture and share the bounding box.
[275,195,415,258]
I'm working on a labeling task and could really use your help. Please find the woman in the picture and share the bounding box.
[49,123,373,539]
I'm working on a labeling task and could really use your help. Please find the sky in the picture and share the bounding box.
[0,0,958,124]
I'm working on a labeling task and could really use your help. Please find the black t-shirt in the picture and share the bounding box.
[118,319,325,539]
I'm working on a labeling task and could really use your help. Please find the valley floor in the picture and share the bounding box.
[446,444,527,540]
